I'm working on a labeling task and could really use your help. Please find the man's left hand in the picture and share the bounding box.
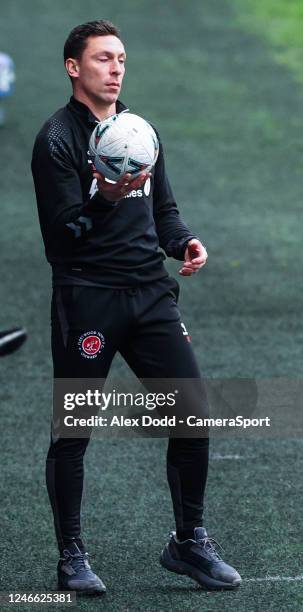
[179,239,208,276]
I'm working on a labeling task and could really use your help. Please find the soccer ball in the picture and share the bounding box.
[89,112,159,182]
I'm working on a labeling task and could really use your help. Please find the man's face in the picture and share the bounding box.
[70,35,126,104]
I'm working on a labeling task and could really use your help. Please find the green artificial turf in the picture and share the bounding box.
[0,0,302,610]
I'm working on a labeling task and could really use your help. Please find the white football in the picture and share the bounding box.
[89,112,159,182]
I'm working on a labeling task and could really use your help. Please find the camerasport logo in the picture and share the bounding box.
[78,331,105,359]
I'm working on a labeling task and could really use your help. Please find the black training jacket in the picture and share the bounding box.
[31,96,198,287]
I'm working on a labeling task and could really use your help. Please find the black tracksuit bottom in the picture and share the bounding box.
[46,276,209,553]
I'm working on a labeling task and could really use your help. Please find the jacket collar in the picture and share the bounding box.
[67,95,128,124]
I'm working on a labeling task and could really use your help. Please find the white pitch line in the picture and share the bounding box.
[245,575,303,583]
[210,454,244,460]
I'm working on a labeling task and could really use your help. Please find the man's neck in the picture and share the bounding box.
[73,91,116,122]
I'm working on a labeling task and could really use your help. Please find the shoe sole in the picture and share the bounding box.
[0,329,27,357]
[160,546,241,591]
[58,581,106,596]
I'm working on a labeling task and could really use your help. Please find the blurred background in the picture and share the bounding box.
[0,1,302,610]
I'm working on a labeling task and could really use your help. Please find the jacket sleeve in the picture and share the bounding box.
[152,134,200,261]
[31,128,116,253]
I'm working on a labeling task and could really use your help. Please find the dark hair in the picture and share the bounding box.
[64,20,121,62]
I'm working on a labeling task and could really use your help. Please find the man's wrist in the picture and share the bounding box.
[187,238,207,250]
[181,236,203,257]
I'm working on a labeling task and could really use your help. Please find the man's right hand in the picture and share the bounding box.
[92,167,151,202]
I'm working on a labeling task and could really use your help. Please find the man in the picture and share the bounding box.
[32,20,241,595]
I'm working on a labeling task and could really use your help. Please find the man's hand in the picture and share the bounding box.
[92,167,151,202]
[179,239,208,276]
